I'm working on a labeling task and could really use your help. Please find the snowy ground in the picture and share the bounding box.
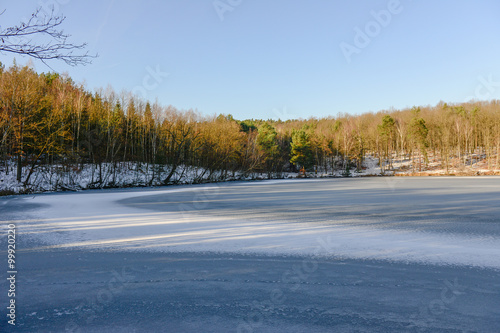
[2,153,499,195]
[1,177,500,331]
[380,152,500,176]
[0,158,379,195]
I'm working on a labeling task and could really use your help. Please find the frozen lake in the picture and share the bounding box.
[1,177,500,331]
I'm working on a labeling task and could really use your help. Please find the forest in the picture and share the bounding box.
[1,63,500,193]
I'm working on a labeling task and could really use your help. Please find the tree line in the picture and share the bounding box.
[1,63,500,189]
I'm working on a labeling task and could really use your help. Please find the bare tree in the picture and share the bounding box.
[0,7,96,66]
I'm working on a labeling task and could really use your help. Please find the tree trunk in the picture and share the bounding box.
[16,153,22,182]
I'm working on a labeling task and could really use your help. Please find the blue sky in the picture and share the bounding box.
[1,0,500,120]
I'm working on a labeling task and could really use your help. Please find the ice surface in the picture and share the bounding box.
[3,177,500,269]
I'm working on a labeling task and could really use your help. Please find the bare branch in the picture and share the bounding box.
[0,7,97,66]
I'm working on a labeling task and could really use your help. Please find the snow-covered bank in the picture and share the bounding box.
[0,158,383,195]
[0,162,291,195]
[5,178,500,270]
[6,155,498,196]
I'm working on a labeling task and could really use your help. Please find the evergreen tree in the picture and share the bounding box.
[257,122,280,175]
[409,107,429,171]
[378,115,396,171]
[290,127,314,170]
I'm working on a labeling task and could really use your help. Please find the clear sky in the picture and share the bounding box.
[1,0,500,120]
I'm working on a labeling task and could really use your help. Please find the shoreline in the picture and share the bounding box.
[2,171,500,196]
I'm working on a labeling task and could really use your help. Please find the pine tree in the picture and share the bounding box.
[409,107,429,171]
[290,127,314,171]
